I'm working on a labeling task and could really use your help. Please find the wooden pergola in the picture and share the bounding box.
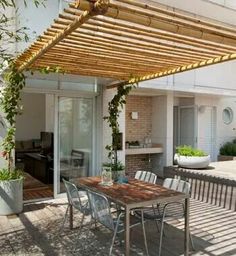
[15,0,236,88]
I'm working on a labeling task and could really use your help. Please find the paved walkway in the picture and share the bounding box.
[0,198,235,255]
[173,160,236,180]
[207,160,236,180]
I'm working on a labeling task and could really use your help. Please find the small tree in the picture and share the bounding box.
[0,0,45,177]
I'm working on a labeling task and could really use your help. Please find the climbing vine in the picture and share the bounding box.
[1,63,25,172]
[104,81,138,170]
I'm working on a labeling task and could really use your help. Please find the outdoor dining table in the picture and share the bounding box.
[73,176,190,256]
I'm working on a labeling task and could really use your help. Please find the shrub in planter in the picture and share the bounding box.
[0,65,25,215]
[218,139,236,161]
[175,145,210,169]
[219,140,236,156]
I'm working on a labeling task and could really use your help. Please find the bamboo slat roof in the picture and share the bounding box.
[14,0,236,87]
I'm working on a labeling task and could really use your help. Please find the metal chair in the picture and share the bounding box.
[60,179,90,234]
[135,171,157,184]
[134,170,160,231]
[137,178,195,256]
[87,190,149,256]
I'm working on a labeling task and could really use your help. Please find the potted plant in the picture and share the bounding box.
[103,161,125,181]
[218,139,236,161]
[0,64,25,215]
[175,145,210,169]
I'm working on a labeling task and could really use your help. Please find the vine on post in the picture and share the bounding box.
[104,82,137,171]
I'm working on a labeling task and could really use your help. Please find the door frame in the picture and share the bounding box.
[53,93,97,198]
[22,86,99,199]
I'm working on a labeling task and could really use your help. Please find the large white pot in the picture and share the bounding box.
[175,154,210,169]
[0,178,23,215]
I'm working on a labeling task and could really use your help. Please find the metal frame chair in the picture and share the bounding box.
[135,170,157,184]
[87,190,149,256]
[60,179,90,234]
[137,178,195,256]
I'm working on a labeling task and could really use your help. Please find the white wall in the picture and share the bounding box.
[139,60,236,97]
[216,98,236,150]
[16,0,60,52]
[151,0,236,25]
[16,93,45,140]
[194,95,236,159]
[151,95,166,174]
[45,94,54,132]
[137,1,236,96]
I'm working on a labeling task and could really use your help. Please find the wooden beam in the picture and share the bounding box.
[49,21,223,58]
[34,55,165,74]
[107,53,236,88]
[16,0,109,71]
[65,8,236,53]
[35,52,174,71]
[58,13,231,56]
[44,31,213,61]
[72,1,236,47]
[23,45,188,67]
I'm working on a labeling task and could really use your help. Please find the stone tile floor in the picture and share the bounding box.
[0,198,236,255]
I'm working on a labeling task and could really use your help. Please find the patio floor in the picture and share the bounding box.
[0,198,235,256]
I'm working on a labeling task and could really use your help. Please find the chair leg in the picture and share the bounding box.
[94,220,98,230]
[152,205,160,233]
[109,222,120,256]
[59,204,69,235]
[78,213,85,237]
[190,231,195,251]
[141,210,149,256]
[73,213,86,252]
[158,216,165,256]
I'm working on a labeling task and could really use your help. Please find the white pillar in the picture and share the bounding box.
[166,92,174,166]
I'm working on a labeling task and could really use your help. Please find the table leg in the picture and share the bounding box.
[184,198,190,256]
[69,205,73,230]
[125,207,130,256]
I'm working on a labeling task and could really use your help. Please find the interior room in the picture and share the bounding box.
[15,90,94,200]
[15,92,54,201]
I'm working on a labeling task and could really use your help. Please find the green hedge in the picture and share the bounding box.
[220,139,236,156]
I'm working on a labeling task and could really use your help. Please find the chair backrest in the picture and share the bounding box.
[135,171,157,184]
[71,150,84,167]
[87,190,114,231]
[163,178,190,195]
[63,179,86,212]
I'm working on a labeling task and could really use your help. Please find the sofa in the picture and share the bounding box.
[15,139,41,161]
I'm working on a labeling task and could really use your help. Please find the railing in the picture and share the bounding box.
[164,167,236,211]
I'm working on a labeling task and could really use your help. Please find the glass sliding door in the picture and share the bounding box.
[178,106,197,148]
[57,97,93,194]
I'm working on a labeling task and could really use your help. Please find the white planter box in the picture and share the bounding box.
[175,154,210,169]
[0,178,23,216]
[218,155,236,161]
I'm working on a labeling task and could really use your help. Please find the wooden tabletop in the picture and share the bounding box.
[74,176,187,209]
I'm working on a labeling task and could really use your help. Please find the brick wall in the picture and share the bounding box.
[125,95,153,176]
[125,95,152,142]
[125,154,156,178]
